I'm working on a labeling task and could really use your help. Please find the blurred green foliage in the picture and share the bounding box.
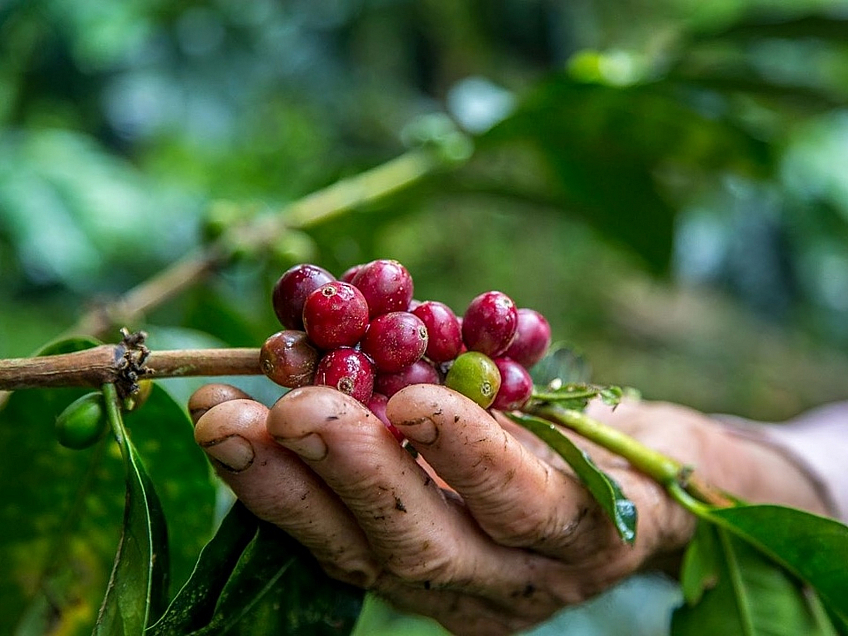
[3,0,848,633]
[3,0,848,420]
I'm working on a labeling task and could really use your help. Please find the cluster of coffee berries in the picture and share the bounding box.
[261,260,551,435]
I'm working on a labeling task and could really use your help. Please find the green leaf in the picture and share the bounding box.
[693,13,848,44]
[124,382,218,594]
[483,77,770,272]
[529,344,592,386]
[672,524,833,636]
[0,337,128,636]
[706,505,848,632]
[507,412,637,544]
[598,386,625,408]
[150,502,364,635]
[194,516,364,635]
[147,502,259,634]
[94,384,169,635]
[679,519,721,605]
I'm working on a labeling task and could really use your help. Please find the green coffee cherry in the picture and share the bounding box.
[444,351,502,409]
[55,392,108,450]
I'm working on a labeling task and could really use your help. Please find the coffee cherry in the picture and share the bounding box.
[340,264,363,283]
[367,392,406,443]
[492,358,534,410]
[351,259,414,317]
[375,359,440,397]
[260,330,319,388]
[503,308,551,369]
[412,300,463,363]
[123,379,153,412]
[302,281,369,350]
[313,348,375,403]
[461,291,518,357]
[444,351,501,409]
[272,263,335,330]
[359,311,428,373]
[55,392,108,450]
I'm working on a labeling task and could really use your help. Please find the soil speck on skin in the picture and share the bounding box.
[300,492,309,501]
[326,415,339,421]
[454,415,460,423]
[394,497,407,512]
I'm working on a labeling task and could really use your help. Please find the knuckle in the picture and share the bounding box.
[319,556,380,589]
[382,541,462,588]
[483,468,586,550]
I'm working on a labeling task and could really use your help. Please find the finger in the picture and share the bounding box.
[266,387,572,608]
[375,583,543,636]
[193,398,380,587]
[188,383,253,424]
[386,384,609,559]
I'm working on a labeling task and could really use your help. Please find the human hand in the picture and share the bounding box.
[190,384,828,636]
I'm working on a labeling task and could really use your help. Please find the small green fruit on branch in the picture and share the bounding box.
[0,331,261,398]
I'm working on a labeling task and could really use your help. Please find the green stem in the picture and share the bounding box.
[534,404,683,485]
[69,146,456,341]
[286,149,441,228]
[534,404,736,509]
[102,383,125,446]
[531,388,600,402]
[668,481,715,518]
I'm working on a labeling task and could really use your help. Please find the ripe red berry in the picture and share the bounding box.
[367,392,406,443]
[503,308,552,369]
[260,330,319,388]
[461,291,518,358]
[375,359,440,397]
[412,300,463,362]
[359,311,428,373]
[302,281,369,350]
[492,357,534,410]
[340,264,363,283]
[272,263,335,330]
[313,348,375,403]
[351,259,414,317]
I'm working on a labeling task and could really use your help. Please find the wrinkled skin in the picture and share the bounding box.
[192,384,828,636]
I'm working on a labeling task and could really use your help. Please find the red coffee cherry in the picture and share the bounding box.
[302,281,369,350]
[367,392,406,443]
[503,308,551,369]
[461,291,518,358]
[359,311,428,373]
[491,357,534,410]
[313,348,375,404]
[412,300,463,363]
[351,259,414,317]
[260,330,319,388]
[272,263,335,330]
[375,359,441,397]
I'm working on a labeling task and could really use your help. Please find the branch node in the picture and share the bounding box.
[116,328,152,398]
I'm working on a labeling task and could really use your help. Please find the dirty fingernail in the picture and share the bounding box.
[275,432,328,461]
[395,416,438,445]
[201,434,255,472]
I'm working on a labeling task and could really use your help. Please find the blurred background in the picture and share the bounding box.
[2,0,848,633]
